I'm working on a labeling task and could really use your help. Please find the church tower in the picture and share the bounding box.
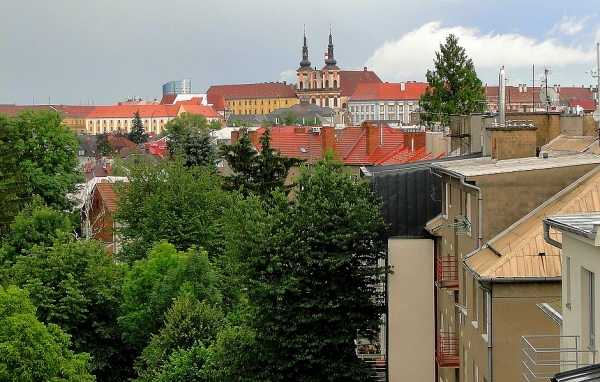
[296,26,312,93]
[321,26,340,108]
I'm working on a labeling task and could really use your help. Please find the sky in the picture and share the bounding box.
[2,0,600,106]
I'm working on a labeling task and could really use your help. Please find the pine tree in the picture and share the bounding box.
[420,34,485,126]
[128,111,149,144]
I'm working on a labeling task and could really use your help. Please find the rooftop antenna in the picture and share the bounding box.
[539,68,556,111]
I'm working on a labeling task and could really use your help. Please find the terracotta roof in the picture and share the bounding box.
[160,94,177,105]
[350,82,428,101]
[465,165,600,279]
[251,125,431,166]
[96,183,120,212]
[207,83,297,99]
[207,93,227,111]
[0,104,96,117]
[485,86,593,104]
[339,70,383,97]
[87,104,180,119]
[179,104,221,119]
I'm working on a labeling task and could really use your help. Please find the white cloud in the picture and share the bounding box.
[551,15,590,35]
[279,69,297,84]
[365,21,595,83]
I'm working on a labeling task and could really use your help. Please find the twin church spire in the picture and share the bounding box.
[298,25,338,70]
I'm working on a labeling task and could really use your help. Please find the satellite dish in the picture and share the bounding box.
[540,86,559,106]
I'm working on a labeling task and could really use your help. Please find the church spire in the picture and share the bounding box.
[299,25,311,70]
[324,24,338,69]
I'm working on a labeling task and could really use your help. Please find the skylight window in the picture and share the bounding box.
[299,147,307,153]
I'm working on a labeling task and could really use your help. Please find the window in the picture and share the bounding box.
[472,278,478,328]
[334,98,338,107]
[473,362,479,382]
[333,80,337,88]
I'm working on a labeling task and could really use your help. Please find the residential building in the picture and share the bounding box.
[348,82,428,126]
[81,180,126,255]
[484,85,595,113]
[85,98,221,136]
[207,82,297,115]
[430,129,600,382]
[0,104,96,134]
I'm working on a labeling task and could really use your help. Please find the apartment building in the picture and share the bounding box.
[348,82,427,126]
[431,124,600,382]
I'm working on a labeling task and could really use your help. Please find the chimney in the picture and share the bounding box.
[363,121,379,155]
[86,162,92,173]
[231,129,241,144]
[486,123,538,160]
[400,82,406,91]
[247,130,259,147]
[294,126,304,134]
[105,161,111,175]
[321,126,335,152]
[403,131,426,151]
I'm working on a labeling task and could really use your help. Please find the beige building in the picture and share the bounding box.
[430,129,600,382]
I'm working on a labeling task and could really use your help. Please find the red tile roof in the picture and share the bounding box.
[251,125,430,166]
[350,82,427,101]
[207,82,297,99]
[0,104,96,117]
[207,93,228,112]
[339,70,383,97]
[485,86,594,104]
[96,183,120,212]
[87,104,180,119]
[179,104,221,119]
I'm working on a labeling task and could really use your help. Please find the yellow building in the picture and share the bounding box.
[207,82,297,115]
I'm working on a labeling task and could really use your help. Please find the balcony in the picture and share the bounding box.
[437,331,459,367]
[436,255,459,289]
[522,335,597,381]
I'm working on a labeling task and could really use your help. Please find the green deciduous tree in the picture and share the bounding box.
[0,285,94,381]
[128,111,149,144]
[420,34,485,126]
[8,236,131,381]
[0,114,28,236]
[7,109,83,211]
[163,113,218,169]
[282,112,299,126]
[247,152,390,382]
[113,160,232,264]
[119,243,222,354]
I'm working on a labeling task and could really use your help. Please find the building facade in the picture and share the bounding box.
[295,29,383,114]
[162,78,192,95]
[207,82,297,115]
[348,82,427,126]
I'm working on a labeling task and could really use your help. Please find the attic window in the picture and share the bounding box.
[299,147,307,153]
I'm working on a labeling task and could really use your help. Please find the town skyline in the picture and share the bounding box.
[2,0,599,106]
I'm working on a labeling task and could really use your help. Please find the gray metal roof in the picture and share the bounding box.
[363,153,482,238]
[544,213,600,240]
[431,153,600,177]
[550,363,600,381]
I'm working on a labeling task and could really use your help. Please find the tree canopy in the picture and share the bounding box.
[246,152,390,382]
[162,113,220,168]
[220,129,303,198]
[420,34,485,126]
[0,285,95,381]
[4,110,83,211]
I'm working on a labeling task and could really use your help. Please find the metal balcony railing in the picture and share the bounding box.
[436,255,459,289]
[522,335,598,381]
[437,331,460,367]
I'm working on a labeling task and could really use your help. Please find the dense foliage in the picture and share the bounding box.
[220,128,303,198]
[1,109,82,211]
[420,34,485,126]
[162,112,220,168]
[0,110,390,381]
